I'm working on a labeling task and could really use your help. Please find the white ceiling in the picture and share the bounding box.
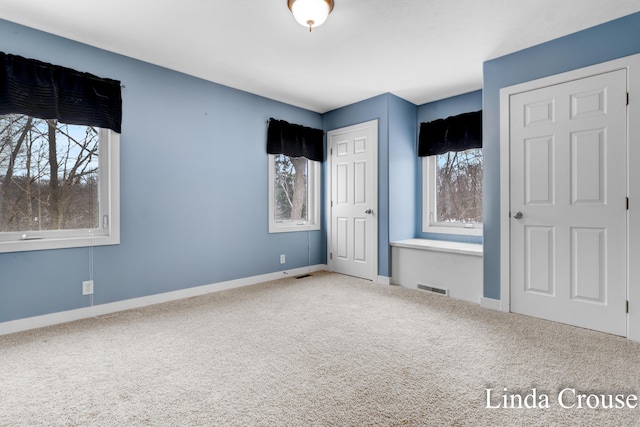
[1,0,639,113]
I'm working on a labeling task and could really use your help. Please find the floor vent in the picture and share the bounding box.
[417,283,448,296]
[296,274,312,279]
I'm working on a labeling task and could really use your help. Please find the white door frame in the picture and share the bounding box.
[327,119,378,281]
[499,53,640,341]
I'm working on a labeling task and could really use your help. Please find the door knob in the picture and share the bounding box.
[512,211,523,219]
[365,209,373,214]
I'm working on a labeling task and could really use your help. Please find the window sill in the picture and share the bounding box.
[0,234,119,254]
[269,224,320,233]
[422,225,483,237]
[390,238,483,257]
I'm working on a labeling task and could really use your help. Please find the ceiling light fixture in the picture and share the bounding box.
[288,0,335,32]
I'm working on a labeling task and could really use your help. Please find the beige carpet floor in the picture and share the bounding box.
[1,271,639,426]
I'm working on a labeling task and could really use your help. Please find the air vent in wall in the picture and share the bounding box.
[417,283,448,296]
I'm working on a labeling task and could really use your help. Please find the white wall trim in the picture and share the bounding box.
[480,297,501,311]
[377,275,391,286]
[0,265,328,336]
[499,53,640,340]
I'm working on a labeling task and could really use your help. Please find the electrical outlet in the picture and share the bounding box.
[82,280,94,295]
[280,254,286,264]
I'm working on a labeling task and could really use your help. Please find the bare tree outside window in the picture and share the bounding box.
[273,154,308,223]
[435,148,483,225]
[0,114,100,233]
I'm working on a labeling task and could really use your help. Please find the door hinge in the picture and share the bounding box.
[330,252,333,260]
[627,197,630,210]
[626,300,629,314]
[627,92,630,106]
[330,148,333,155]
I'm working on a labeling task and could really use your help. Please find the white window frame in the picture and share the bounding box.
[268,154,320,233]
[422,154,483,236]
[0,128,120,253]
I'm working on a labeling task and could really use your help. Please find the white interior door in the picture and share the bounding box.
[510,69,628,336]
[329,120,378,281]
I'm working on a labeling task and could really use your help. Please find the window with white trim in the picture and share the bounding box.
[422,148,482,236]
[268,153,319,233]
[0,114,120,253]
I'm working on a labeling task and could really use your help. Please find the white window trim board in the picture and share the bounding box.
[268,154,320,233]
[422,156,483,236]
[0,129,120,253]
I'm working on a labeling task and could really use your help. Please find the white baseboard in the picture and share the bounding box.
[480,297,502,311]
[377,276,391,286]
[0,264,328,336]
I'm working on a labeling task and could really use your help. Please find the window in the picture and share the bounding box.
[268,153,319,233]
[0,114,120,253]
[423,147,482,236]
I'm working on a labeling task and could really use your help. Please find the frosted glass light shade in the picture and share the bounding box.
[288,0,335,31]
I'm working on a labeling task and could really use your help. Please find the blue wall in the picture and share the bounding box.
[388,95,417,245]
[482,12,640,299]
[415,90,483,244]
[3,10,640,323]
[0,19,323,322]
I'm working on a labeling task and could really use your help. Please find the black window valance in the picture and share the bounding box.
[418,110,482,157]
[0,52,122,133]
[267,118,324,162]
